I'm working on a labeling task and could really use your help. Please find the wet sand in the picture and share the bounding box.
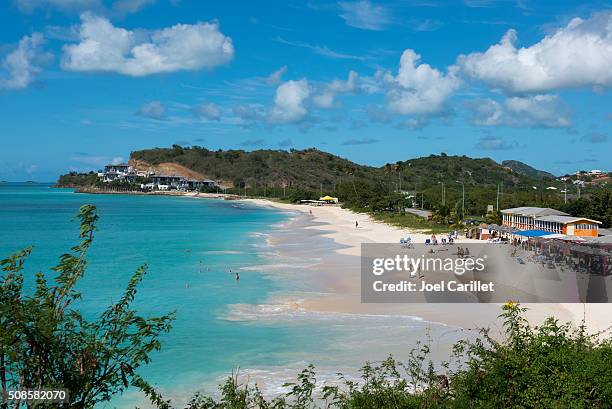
[244,198,612,337]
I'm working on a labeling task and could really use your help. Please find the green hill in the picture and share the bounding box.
[501,160,556,180]
[59,146,586,224]
[130,146,542,190]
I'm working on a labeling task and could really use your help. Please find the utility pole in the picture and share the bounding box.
[456,180,465,221]
[320,183,323,197]
[564,181,567,204]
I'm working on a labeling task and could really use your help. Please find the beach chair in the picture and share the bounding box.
[400,236,413,248]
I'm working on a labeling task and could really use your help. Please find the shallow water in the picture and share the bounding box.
[0,184,460,408]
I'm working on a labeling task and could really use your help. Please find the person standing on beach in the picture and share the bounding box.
[355,220,359,228]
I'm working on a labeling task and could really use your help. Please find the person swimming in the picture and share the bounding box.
[235,272,240,282]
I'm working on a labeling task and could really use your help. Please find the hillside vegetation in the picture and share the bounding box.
[502,160,556,180]
[130,145,541,190]
[58,146,611,228]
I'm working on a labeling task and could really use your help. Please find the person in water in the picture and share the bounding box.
[235,272,240,282]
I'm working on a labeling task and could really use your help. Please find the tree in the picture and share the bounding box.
[0,205,174,408]
[484,210,502,225]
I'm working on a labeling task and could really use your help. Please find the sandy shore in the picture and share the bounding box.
[241,198,612,337]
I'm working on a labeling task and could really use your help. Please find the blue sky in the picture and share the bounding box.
[1,0,611,182]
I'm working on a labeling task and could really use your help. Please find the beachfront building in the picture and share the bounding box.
[151,175,183,190]
[501,207,601,237]
[148,175,217,191]
[179,178,217,190]
[98,163,137,183]
[98,163,218,191]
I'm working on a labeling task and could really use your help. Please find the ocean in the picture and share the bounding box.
[0,183,456,408]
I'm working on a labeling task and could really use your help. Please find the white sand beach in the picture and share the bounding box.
[242,198,612,338]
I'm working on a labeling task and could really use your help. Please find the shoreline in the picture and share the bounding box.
[241,197,612,337]
[70,188,611,336]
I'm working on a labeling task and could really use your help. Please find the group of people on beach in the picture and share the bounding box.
[457,247,471,258]
[428,233,455,245]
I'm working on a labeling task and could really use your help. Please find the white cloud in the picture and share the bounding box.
[312,92,335,109]
[471,95,571,128]
[193,102,221,121]
[386,49,461,115]
[458,11,612,92]
[328,70,359,93]
[62,13,234,76]
[0,33,47,90]
[338,1,392,31]
[269,79,311,124]
[136,100,166,120]
[313,70,359,108]
[265,65,287,85]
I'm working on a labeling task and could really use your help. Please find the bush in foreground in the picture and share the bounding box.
[0,205,174,408]
[156,303,612,408]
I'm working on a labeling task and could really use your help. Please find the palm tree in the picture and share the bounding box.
[394,161,403,192]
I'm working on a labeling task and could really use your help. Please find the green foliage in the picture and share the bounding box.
[0,205,174,408]
[561,188,612,228]
[484,210,502,225]
[59,147,610,226]
[143,303,612,409]
[450,303,612,407]
[55,171,100,188]
[501,160,556,180]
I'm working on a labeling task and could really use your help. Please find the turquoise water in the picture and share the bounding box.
[0,184,456,407]
[0,184,309,405]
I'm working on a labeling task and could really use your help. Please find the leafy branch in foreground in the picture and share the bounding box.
[0,204,174,408]
[145,303,612,409]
